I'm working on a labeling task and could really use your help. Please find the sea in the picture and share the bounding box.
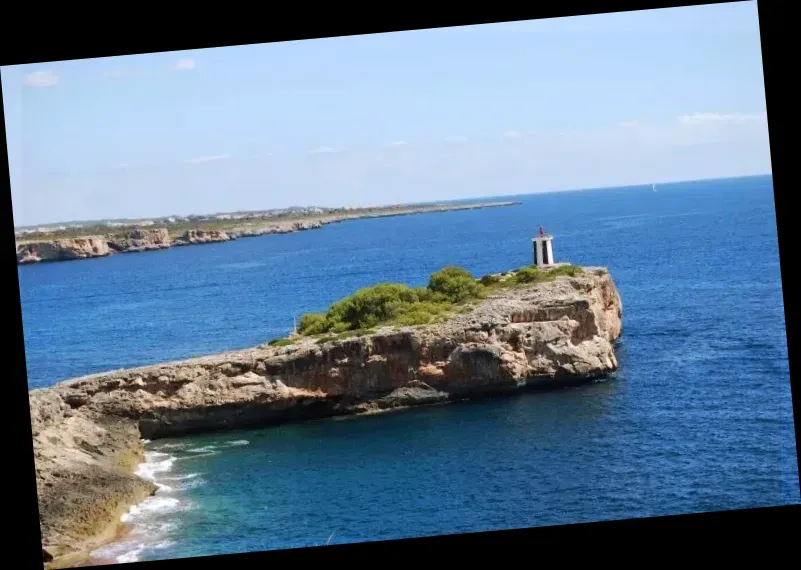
[18,174,799,563]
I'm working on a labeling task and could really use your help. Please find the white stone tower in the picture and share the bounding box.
[532,227,555,267]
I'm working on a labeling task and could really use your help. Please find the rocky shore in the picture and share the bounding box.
[17,237,112,265]
[29,267,621,568]
[16,201,518,265]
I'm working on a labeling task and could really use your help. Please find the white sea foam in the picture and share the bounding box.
[92,541,146,564]
[97,498,184,563]
[145,451,171,459]
[116,546,145,564]
[161,472,201,481]
[180,451,219,459]
[176,477,206,491]
[121,496,180,522]
[136,453,176,481]
[185,445,218,453]
[155,441,187,450]
[226,439,250,447]
[89,445,193,564]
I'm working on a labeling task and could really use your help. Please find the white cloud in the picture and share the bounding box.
[619,120,641,128]
[389,141,408,147]
[444,136,467,143]
[310,146,334,154]
[678,111,767,125]
[184,154,230,164]
[504,130,520,138]
[669,111,769,147]
[173,58,196,71]
[23,70,59,88]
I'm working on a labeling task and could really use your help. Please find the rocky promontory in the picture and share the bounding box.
[29,267,621,567]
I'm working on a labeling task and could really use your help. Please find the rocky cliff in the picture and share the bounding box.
[28,267,621,567]
[232,220,324,238]
[107,228,171,253]
[172,229,232,246]
[16,237,112,264]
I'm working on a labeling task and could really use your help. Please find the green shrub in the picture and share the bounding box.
[325,283,416,330]
[514,266,545,283]
[294,263,574,337]
[297,313,328,335]
[297,280,455,336]
[391,300,449,326]
[428,266,482,303]
[268,338,293,347]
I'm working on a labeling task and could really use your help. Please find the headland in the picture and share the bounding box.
[16,201,519,265]
[29,263,621,567]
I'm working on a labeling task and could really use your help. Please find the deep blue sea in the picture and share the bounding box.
[18,175,799,563]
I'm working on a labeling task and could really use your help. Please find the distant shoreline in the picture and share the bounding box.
[16,201,520,265]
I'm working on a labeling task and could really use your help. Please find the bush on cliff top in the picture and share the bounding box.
[294,264,584,337]
[296,267,479,336]
[427,266,483,303]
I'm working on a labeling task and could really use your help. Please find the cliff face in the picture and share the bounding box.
[15,228,230,265]
[107,228,171,253]
[16,237,112,264]
[29,268,621,567]
[232,220,324,238]
[172,229,232,246]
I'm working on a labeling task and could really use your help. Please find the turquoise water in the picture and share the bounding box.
[18,175,798,563]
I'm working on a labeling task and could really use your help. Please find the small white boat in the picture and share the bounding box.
[652,183,658,192]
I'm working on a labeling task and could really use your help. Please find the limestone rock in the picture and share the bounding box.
[172,229,232,246]
[16,237,112,264]
[107,228,171,253]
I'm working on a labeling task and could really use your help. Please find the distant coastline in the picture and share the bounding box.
[16,201,520,265]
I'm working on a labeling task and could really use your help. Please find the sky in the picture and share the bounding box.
[2,1,771,226]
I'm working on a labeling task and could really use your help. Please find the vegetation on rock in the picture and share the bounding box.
[290,264,583,339]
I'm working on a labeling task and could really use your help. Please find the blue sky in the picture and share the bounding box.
[2,1,771,226]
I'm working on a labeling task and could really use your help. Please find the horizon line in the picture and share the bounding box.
[13,172,772,229]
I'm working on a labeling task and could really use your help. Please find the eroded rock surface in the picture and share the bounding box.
[16,237,112,264]
[172,229,232,246]
[107,228,171,253]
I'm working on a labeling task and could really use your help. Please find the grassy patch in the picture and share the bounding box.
[549,264,584,277]
[481,264,584,292]
[267,338,293,347]
[315,335,339,344]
